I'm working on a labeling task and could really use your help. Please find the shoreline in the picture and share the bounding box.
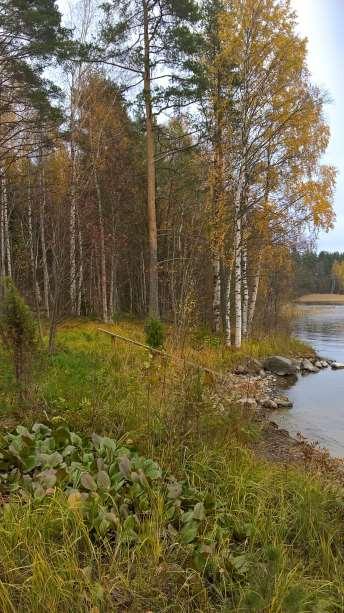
[228,353,344,480]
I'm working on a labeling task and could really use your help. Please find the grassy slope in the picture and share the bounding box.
[0,321,342,612]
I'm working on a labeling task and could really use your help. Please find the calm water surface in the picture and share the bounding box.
[274,305,344,457]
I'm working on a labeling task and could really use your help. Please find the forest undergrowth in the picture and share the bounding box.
[0,320,342,612]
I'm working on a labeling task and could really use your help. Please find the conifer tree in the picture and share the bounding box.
[0,0,72,163]
[101,0,200,318]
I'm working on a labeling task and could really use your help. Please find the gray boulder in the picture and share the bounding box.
[246,358,263,374]
[261,397,278,410]
[275,396,293,409]
[263,356,298,376]
[301,358,319,373]
[290,358,302,371]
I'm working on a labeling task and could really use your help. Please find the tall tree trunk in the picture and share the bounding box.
[77,226,83,316]
[27,171,43,338]
[40,165,50,317]
[241,240,249,339]
[70,120,77,313]
[225,262,233,346]
[2,175,11,278]
[234,215,242,348]
[143,0,159,318]
[94,169,108,323]
[109,253,114,318]
[212,256,221,333]
[211,70,225,332]
[234,175,244,348]
[248,251,262,333]
[0,173,6,280]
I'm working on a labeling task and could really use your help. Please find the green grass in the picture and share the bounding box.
[0,445,343,611]
[0,319,340,612]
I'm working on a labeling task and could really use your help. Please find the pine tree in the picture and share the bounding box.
[0,0,72,163]
[101,0,200,318]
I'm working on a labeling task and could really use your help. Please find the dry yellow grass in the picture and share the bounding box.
[296,293,344,305]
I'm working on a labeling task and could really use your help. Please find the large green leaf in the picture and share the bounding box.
[180,520,199,544]
[81,472,97,491]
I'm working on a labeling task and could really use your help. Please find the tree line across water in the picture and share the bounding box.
[0,0,337,349]
[295,251,344,296]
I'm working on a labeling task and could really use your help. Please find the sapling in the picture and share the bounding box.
[145,317,165,349]
[0,278,37,393]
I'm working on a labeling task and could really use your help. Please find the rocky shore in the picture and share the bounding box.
[218,353,344,475]
[226,353,342,413]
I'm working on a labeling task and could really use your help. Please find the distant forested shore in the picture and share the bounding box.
[294,251,344,296]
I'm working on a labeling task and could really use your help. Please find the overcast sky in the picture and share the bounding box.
[57,0,343,253]
[290,0,344,252]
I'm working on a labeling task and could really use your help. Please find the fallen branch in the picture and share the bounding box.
[98,328,223,379]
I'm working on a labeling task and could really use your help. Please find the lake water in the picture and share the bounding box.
[274,304,344,458]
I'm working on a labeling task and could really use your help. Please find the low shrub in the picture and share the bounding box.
[145,317,165,349]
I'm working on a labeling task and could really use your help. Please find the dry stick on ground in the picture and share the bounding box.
[98,328,224,380]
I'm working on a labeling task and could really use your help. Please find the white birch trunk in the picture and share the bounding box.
[77,227,83,316]
[234,215,242,348]
[241,242,248,339]
[2,176,11,278]
[234,175,244,348]
[248,251,262,333]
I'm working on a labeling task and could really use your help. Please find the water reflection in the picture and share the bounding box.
[274,305,344,458]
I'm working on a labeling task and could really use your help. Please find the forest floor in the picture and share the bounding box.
[0,320,344,611]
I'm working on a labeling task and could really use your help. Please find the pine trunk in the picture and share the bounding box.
[212,256,221,333]
[40,165,50,317]
[143,0,159,318]
[70,139,77,313]
[0,172,5,280]
[211,70,225,332]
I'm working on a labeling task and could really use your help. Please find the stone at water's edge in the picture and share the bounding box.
[301,358,319,373]
[261,397,278,410]
[263,356,298,376]
[331,362,344,370]
[274,396,294,408]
